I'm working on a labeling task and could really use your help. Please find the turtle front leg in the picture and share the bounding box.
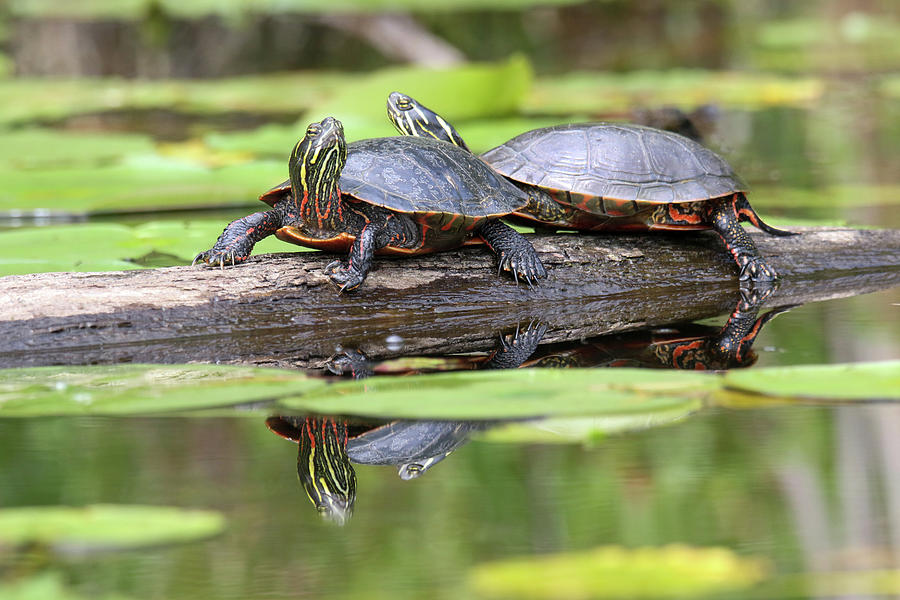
[708,198,779,285]
[477,219,547,286]
[194,208,284,268]
[325,212,419,293]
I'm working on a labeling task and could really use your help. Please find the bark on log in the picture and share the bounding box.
[0,227,897,370]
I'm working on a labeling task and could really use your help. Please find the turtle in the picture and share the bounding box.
[386,92,796,286]
[266,416,491,523]
[194,116,546,292]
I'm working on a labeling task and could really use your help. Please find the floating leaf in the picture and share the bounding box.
[279,368,717,419]
[0,505,224,553]
[208,57,534,155]
[0,221,295,276]
[479,403,702,444]
[0,159,282,214]
[723,361,900,401]
[526,70,825,115]
[0,129,155,170]
[0,73,343,127]
[469,545,769,599]
[0,364,323,416]
[0,573,134,600]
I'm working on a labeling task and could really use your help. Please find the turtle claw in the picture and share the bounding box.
[497,250,546,287]
[325,261,365,293]
[193,247,248,269]
[486,320,548,369]
[739,257,779,285]
[738,280,779,310]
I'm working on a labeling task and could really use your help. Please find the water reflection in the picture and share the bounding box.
[330,295,788,378]
[271,295,789,523]
[266,415,490,524]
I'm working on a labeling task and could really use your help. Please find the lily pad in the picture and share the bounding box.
[479,402,702,445]
[279,368,718,420]
[0,129,156,170]
[207,56,533,155]
[0,221,293,276]
[0,505,224,553]
[0,159,282,214]
[0,364,323,416]
[526,70,824,115]
[0,73,343,127]
[723,361,900,401]
[468,545,769,599]
[0,573,134,600]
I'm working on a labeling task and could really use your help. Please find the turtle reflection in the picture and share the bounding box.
[266,416,490,525]
[270,298,787,523]
[333,298,789,377]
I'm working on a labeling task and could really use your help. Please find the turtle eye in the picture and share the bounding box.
[306,124,321,137]
[397,97,412,110]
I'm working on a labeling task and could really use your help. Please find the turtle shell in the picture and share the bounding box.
[347,420,487,468]
[260,136,526,217]
[481,123,746,204]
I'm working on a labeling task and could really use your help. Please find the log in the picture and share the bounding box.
[1,227,898,370]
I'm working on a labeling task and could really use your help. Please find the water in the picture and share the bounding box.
[1,284,898,598]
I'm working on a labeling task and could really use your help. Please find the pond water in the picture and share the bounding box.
[1,285,898,598]
[1,70,899,598]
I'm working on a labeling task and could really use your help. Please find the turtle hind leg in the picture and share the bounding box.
[477,219,547,286]
[708,197,780,285]
[194,207,285,268]
[733,194,797,237]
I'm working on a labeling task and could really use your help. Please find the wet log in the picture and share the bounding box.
[0,227,898,369]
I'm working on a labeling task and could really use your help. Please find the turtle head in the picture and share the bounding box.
[289,116,347,203]
[296,417,357,526]
[387,91,470,152]
[267,416,356,525]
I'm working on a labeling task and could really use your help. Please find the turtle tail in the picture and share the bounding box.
[733,194,797,237]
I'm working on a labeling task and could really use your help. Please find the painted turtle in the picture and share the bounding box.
[387,92,796,286]
[194,116,546,292]
[266,416,489,523]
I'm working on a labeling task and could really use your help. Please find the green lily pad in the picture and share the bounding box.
[0,159,282,214]
[0,364,323,416]
[0,73,343,127]
[526,70,824,115]
[0,129,156,170]
[479,401,702,444]
[0,221,294,276]
[0,505,224,553]
[723,361,900,401]
[207,56,533,155]
[468,545,769,599]
[279,368,718,420]
[749,185,900,210]
[751,16,900,72]
[0,573,134,600]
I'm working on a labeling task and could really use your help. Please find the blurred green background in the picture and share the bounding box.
[1,0,899,275]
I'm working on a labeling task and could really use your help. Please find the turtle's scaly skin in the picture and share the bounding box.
[387,92,795,286]
[194,117,546,292]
